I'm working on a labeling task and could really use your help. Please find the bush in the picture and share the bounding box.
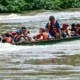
[0,0,80,13]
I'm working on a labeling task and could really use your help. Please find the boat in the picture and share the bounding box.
[15,36,80,46]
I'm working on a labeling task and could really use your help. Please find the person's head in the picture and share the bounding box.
[71,23,75,28]
[21,27,30,34]
[39,28,45,33]
[21,27,26,30]
[5,33,10,37]
[61,28,64,31]
[62,23,68,30]
[76,24,80,28]
[49,16,55,23]
[10,31,16,37]
[2,32,6,37]
[16,29,22,36]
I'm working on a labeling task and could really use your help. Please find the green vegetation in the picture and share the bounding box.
[0,0,80,13]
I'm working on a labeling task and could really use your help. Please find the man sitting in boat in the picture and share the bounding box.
[21,27,32,41]
[13,29,25,43]
[45,16,62,38]
[33,28,49,40]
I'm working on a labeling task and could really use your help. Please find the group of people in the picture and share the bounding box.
[0,16,80,44]
[0,27,32,44]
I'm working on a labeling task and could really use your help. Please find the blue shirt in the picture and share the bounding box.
[45,21,60,37]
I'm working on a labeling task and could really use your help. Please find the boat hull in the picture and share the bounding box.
[15,36,80,46]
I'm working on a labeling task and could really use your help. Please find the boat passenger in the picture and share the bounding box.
[1,32,7,43]
[21,27,32,41]
[71,23,76,36]
[1,32,12,43]
[10,31,16,43]
[14,29,25,43]
[45,16,62,38]
[75,24,80,35]
[33,28,49,40]
[71,23,76,32]
[61,23,71,38]
[5,33,12,43]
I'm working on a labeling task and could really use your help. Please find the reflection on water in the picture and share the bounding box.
[0,11,80,80]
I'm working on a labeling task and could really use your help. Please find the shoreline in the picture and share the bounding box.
[0,8,80,15]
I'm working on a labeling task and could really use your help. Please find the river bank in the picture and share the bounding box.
[0,8,80,15]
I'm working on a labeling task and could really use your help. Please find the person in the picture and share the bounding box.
[21,27,32,41]
[5,33,12,43]
[71,23,76,32]
[1,32,7,43]
[45,16,61,38]
[61,23,71,38]
[75,24,80,35]
[71,23,76,36]
[33,28,49,40]
[14,29,25,43]
[1,32,12,43]
[10,31,16,43]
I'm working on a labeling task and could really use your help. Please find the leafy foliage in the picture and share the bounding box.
[0,0,80,13]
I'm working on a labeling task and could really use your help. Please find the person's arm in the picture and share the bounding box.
[58,28,62,38]
[56,21,62,38]
[26,34,32,41]
[45,23,49,32]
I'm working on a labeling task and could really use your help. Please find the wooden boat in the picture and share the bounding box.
[15,36,80,46]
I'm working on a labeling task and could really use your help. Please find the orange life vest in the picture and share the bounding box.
[6,37,12,43]
[42,32,48,40]
[48,23,59,33]
[37,32,48,40]
[37,34,42,39]
[53,27,58,33]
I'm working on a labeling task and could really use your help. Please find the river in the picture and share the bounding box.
[0,10,80,80]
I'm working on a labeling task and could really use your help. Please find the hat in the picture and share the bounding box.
[16,29,22,34]
[62,23,68,27]
[11,31,16,35]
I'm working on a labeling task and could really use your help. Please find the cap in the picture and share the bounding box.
[62,23,68,27]
[11,31,16,35]
[16,29,22,34]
